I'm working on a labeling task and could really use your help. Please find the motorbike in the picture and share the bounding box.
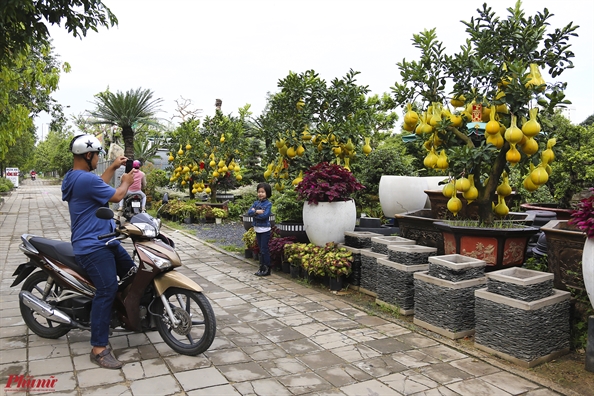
[11,194,216,356]
[31,173,36,181]
[121,192,144,221]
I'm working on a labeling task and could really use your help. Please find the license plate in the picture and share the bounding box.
[132,202,141,208]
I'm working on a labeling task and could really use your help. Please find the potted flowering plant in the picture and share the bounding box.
[268,234,297,273]
[211,207,228,224]
[295,162,364,246]
[569,188,594,307]
[322,242,353,279]
[296,162,364,204]
[241,227,259,258]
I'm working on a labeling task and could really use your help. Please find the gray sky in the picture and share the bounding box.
[37,0,594,136]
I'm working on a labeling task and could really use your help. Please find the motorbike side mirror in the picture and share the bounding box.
[96,207,115,220]
[156,193,169,219]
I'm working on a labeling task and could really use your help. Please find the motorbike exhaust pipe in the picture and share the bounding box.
[19,291,73,325]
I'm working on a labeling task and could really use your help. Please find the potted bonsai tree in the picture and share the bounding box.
[391,2,578,270]
[296,162,364,246]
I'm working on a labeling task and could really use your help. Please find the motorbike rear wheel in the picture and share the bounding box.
[20,271,71,339]
[154,288,216,356]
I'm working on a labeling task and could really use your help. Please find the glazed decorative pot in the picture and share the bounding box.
[434,221,539,272]
[378,176,445,218]
[303,199,356,246]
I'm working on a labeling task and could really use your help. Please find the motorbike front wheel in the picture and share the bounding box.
[20,271,71,339]
[154,288,216,356]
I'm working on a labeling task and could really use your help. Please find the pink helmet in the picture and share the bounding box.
[133,160,141,169]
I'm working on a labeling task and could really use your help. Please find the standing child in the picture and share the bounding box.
[247,182,273,276]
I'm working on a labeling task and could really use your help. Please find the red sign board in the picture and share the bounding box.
[472,104,483,122]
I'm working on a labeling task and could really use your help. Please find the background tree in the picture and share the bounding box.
[544,112,594,208]
[0,0,117,65]
[0,43,66,163]
[133,133,163,165]
[33,128,73,177]
[581,114,594,127]
[1,129,36,175]
[260,69,397,193]
[88,87,163,158]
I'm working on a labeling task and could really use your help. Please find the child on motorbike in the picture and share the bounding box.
[62,134,137,369]
[247,182,273,276]
[118,160,147,212]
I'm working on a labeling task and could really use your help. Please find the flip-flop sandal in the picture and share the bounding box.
[90,349,123,369]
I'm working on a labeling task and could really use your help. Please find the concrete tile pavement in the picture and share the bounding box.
[0,181,577,395]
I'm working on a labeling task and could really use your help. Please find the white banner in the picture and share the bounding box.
[5,168,19,188]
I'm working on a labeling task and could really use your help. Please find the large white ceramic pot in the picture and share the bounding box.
[378,176,445,218]
[302,199,356,246]
[583,238,594,307]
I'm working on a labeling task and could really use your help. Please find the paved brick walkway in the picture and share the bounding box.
[0,181,577,395]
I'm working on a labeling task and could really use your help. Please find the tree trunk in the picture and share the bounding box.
[122,126,135,159]
[209,184,217,203]
[476,142,509,225]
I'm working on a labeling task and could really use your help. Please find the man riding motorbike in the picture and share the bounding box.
[61,134,136,369]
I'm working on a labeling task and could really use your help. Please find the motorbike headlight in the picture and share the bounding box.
[135,223,157,238]
[137,246,172,270]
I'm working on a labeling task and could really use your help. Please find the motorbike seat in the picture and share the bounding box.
[29,237,89,279]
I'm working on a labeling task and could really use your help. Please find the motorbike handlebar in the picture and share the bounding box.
[98,231,118,240]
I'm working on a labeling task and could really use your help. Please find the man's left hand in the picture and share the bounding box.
[112,156,127,169]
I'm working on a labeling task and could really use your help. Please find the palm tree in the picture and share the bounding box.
[133,133,162,164]
[88,87,163,158]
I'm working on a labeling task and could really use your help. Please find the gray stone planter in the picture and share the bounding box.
[413,254,487,339]
[376,257,427,315]
[387,244,437,265]
[474,267,571,368]
[359,250,385,297]
[370,236,415,255]
[344,231,383,249]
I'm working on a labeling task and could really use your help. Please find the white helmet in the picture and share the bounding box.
[70,134,105,155]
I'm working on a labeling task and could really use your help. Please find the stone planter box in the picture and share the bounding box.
[413,254,487,339]
[539,220,586,291]
[474,267,571,368]
[394,209,445,255]
[428,254,488,281]
[376,257,427,315]
[359,250,385,297]
[387,244,437,265]
[344,231,383,249]
[370,236,415,255]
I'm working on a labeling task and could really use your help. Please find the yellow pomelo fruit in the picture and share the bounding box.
[447,196,463,216]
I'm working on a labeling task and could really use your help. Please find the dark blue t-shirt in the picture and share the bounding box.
[62,169,118,255]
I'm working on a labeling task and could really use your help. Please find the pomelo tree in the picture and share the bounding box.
[259,69,398,193]
[167,105,251,202]
[391,1,578,224]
